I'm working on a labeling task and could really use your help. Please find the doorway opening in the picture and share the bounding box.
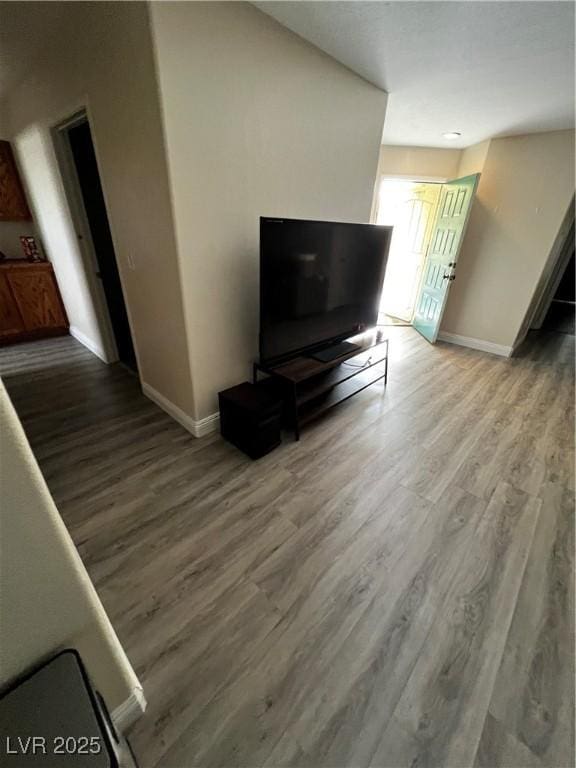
[375,179,442,323]
[515,199,576,348]
[56,114,137,372]
[541,248,575,335]
[375,174,480,344]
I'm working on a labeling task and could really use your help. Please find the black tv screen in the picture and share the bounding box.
[260,217,392,364]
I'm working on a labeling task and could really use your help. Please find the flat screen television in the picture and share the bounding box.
[259,217,392,365]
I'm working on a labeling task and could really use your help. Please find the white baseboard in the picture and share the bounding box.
[438,331,513,358]
[69,325,108,362]
[111,687,146,732]
[142,382,219,438]
[193,411,221,437]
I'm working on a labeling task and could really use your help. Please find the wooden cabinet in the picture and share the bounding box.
[0,272,25,339]
[0,141,31,221]
[0,262,68,345]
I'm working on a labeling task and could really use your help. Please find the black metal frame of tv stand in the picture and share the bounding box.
[253,334,389,441]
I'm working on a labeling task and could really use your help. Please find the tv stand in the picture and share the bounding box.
[253,331,388,441]
[307,340,361,363]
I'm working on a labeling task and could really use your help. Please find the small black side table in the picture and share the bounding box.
[219,380,283,459]
[0,650,134,767]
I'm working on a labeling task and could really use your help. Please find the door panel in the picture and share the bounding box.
[0,272,25,338]
[8,269,68,331]
[413,174,480,343]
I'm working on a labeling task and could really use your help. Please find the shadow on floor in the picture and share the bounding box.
[542,300,575,336]
[513,328,574,367]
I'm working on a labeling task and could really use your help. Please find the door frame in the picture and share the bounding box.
[532,220,574,329]
[513,197,575,349]
[52,109,120,363]
[530,202,574,329]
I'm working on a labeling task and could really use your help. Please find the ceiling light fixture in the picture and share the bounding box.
[443,132,462,140]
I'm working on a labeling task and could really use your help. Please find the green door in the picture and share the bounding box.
[412,174,480,343]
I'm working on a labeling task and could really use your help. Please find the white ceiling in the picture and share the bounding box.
[254,1,575,148]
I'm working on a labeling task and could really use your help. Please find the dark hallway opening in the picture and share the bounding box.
[67,120,137,371]
[542,248,575,336]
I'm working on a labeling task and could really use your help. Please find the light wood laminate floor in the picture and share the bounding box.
[1,327,574,768]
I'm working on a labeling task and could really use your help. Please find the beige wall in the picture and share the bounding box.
[150,1,388,419]
[4,2,195,413]
[456,140,491,178]
[442,130,575,347]
[378,145,461,180]
[0,382,143,716]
